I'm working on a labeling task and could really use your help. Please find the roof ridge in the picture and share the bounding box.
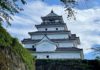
[45,10,59,17]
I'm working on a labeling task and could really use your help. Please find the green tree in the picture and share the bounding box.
[0,0,35,70]
[0,25,35,70]
[0,0,26,25]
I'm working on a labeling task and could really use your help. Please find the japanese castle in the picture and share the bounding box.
[22,10,84,59]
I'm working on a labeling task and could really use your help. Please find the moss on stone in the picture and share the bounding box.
[0,25,35,70]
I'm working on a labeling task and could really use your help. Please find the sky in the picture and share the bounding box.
[3,0,100,59]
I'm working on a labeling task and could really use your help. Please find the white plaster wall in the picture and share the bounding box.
[37,27,65,31]
[47,34,68,39]
[24,44,33,48]
[32,35,43,40]
[35,41,57,52]
[32,34,69,40]
[33,52,81,59]
[58,42,74,47]
[37,28,45,31]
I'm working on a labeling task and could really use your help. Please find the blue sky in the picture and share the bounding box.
[3,0,100,59]
[40,0,100,9]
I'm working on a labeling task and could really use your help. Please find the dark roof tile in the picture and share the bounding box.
[35,23,66,28]
[26,47,82,52]
[56,47,82,51]
[28,30,70,35]
[22,38,78,44]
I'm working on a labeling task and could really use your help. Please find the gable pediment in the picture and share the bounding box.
[35,35,57,52]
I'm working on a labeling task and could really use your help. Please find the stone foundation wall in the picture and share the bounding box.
[36,59,100,70]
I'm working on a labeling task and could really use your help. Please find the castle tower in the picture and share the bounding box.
[22,10,84,59]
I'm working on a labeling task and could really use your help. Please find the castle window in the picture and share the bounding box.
[50,19,53,22]
[32,45,36,51]
[56,28,58,30]
[46,55,49,58]
[35,56,37,58]
[32,45,34,48]
[45,28,47,31]
[55,20,59,22]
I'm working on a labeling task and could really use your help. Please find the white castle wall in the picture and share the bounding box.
[24,44,33,48]
[35,41,57,52]
[24,42,75,49]
[58,42,74,47]
[48,34,69,39]
[31,34,69,40]
[31,35,43,40]
[33,52,81,59]
[37,27,65,31]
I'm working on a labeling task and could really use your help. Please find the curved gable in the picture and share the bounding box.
[35,35,57,52]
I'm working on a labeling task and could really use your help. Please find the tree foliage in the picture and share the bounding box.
[12,38,35,70]
[0,0,26,25]
[0,0,35,70]
[60,0,89,20]
[60,0,77,20]
[42,0,79,20]
[0,24,12,47]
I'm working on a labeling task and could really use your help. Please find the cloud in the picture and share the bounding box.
[66,8,100,53]
[4,1,100,59]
